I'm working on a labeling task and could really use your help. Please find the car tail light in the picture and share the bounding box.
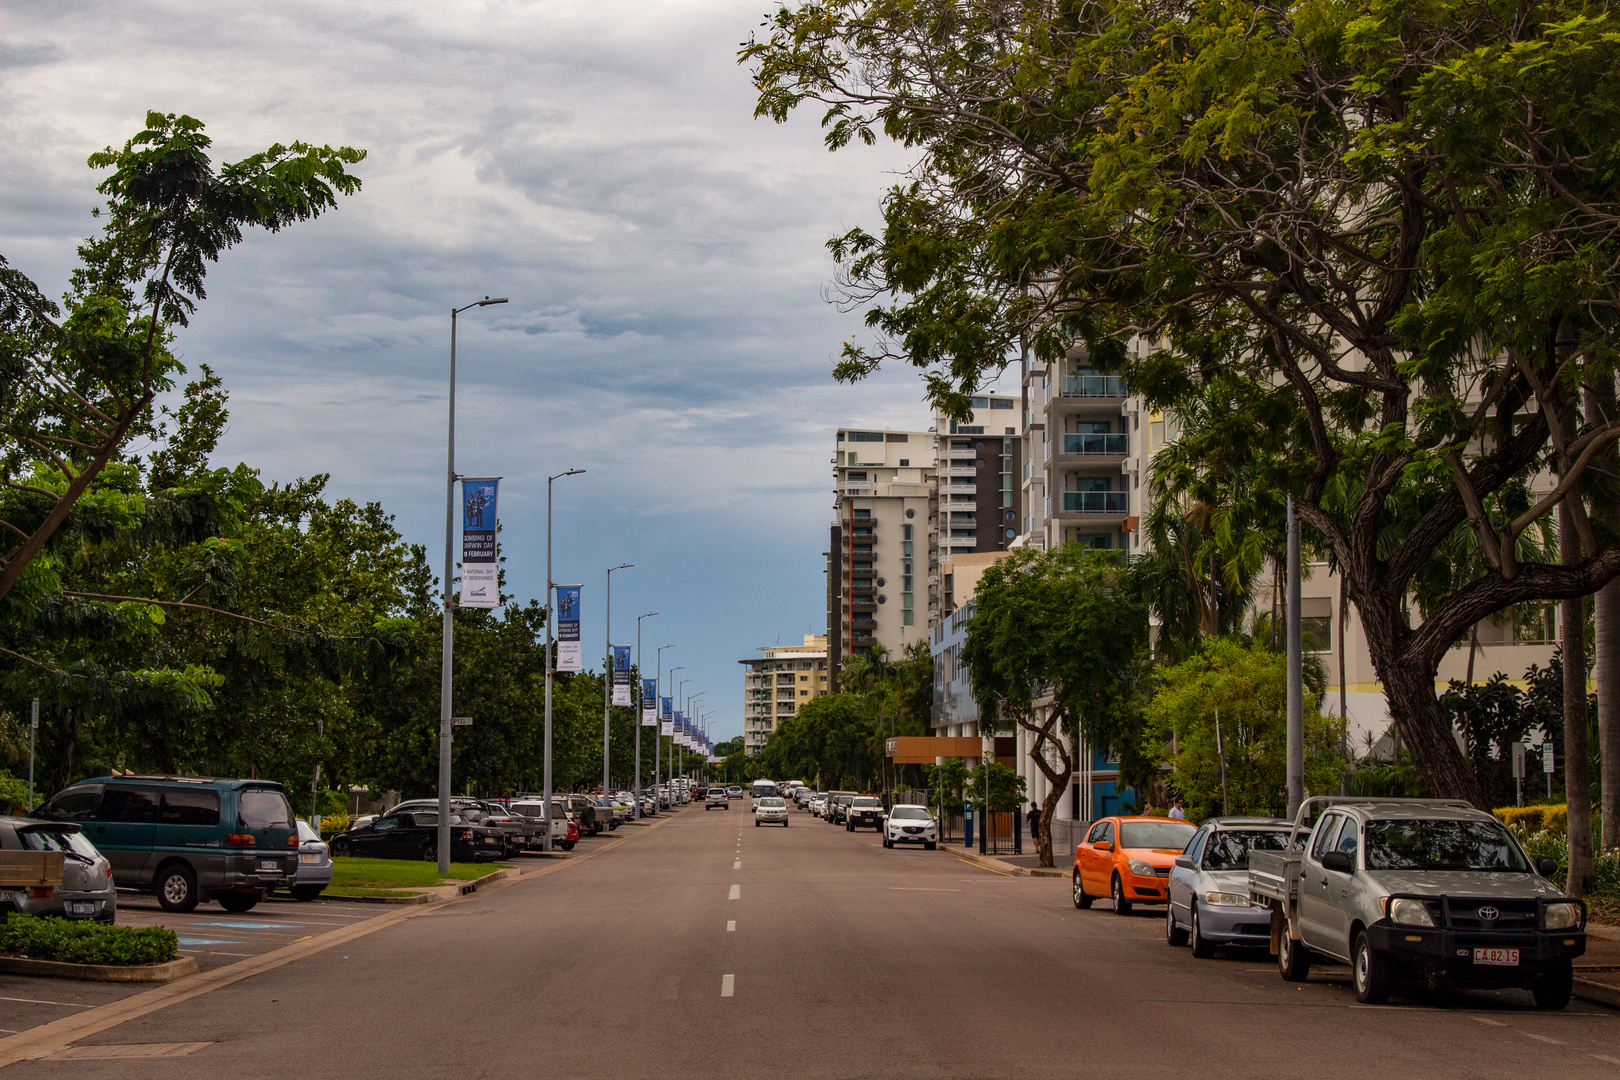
[287,836,299,847]
[225,833,255,847]
[460,830,474,842]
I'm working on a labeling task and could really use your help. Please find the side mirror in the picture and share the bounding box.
[1321,850,1353,873]
[1537,855,1559,878]
[1096,841,1114,852]
[1174,856,1194,870]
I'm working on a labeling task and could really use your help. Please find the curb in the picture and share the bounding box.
[321,866,514,905]
[1575,976,1620,1010]
[0,955,199,984]
[944,846,1065,877]
[319,892,435,905]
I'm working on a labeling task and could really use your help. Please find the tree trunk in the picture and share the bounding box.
[1023,703,1074,868]
[1587,385,1620,852]
[1364,627,1482,805]
[1562,500,1596,896]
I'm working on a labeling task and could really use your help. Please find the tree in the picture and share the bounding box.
[1145,637,1344,819]
[962,546,1148,866]
[746,0,1620,807]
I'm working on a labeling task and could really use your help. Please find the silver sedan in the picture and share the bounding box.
[0,815,117,922]
[290,818,332,901]
[1166,817,1293,957]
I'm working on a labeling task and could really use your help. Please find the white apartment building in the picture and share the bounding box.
[928,394,1023,627]
[739,635,831,756]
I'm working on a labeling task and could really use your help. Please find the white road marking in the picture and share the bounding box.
[1592,1055,1620,1065]
[728,884,740,900]
[733,861,740,869]
[1522,1033,1564,1045]
[721,974,735,997]
[1471,1017,1508,1027]
[0,997,90,1009]
[727,921,736,931]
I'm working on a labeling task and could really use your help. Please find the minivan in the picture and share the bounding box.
[32,776,299,913]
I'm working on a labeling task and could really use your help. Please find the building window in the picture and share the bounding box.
[905,508,916,518]
[1302,615,1332,653]
[903,524,913,540]
[899,458,909,466]
[903,541,913,556]
[846,471,867,482]
[902,593,912,609]
[853,509,871,520]
[850,431,885,442]
[903,610,914,625]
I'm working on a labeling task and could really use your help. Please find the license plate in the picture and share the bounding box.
[299,853,319,864]
[1473,947,1520,966]
[68,901,96,916]
[259,859,280,872]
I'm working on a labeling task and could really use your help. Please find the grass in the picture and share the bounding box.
[0,914,177,966]
[327,857,511,894]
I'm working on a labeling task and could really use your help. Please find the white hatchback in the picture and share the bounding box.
[883,804,938,850]
[754,796,789,827]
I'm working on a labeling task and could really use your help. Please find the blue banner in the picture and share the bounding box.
[641,678,657,727]
[661,698,674,736]
[458,479,499,608]
[556,585,582,671]
[612,645,632,706]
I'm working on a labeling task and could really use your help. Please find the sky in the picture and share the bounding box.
[0,0,1004,747]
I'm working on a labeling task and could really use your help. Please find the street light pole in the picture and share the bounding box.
[603,563,633,793]
[666,667,685,807]
[439,296,507,874]
[656,648,676,815]
[543,467,586,851]
[634,612,658,818]
[687,691,708,787]
[677,679,691,792]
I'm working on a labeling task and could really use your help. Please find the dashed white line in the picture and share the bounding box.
[721,974,735,997]
[1471,1017,1507,1027]
[1522,1033,1564,1045]
[0,997,90,1009]
[727,920,736,931]
[728,884,740,900]
[733,861,741,869]
[1592,1055,1620,1065]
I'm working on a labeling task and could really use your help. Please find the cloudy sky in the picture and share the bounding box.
[1,0,998,747]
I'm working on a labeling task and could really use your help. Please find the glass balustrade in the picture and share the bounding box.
[1059,433,1129,455]
[1060,375,1127,397]
[1061,491,1129,513]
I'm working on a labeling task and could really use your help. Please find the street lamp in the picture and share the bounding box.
[654,647,675,814]
[603,563,633,793]
[666,667,685,806]
[634,612,658,817]
[543,466,586,851]
[687,691,709,786]
[438,295,507,874]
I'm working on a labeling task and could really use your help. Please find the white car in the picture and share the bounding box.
[809,794,827,816]
[754,796,789,827]
[883,804,938,850]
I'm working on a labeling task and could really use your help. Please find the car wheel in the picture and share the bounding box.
[1189,903,1216,958]
[156,863,199,913]
[1533,959,1574,1010]
[1278,924,1312,981]
[330,839,351,858]
[291,885,325,902]
[217,891,259,913]
[560,841,575,852]
[883,835,892,848]
[1352,930,1389,1004]
[1167,903,1189,947]
[783,819,788,827]
[1073,869,1093,910]
[421,843,437,863]
[1111,874,1132,916]
[755,819,760,827]
[925,841,936,851]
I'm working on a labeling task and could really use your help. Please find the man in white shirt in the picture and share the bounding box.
[1167,796,1186,820]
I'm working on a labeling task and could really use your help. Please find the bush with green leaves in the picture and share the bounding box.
[0,914,177,965]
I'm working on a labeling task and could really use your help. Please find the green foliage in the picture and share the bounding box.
[1145,637,1345,819]
[925,757,969,816]
[0,914,176,966]
[758,693,882,791]
[965,761,1026,814]
[0,770,26,814]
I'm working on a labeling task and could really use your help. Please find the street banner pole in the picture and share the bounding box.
[1286,496,1304,819]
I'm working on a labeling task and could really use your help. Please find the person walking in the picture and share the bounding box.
[1167,796,1187,820]
[1026,801,1042,841]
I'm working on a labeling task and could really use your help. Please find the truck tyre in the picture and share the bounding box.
[1166,903,1188,947]
[1533,959,1574,1010]
[1189,903,1216,958]
[1278,925,1312,981]
[1111,874,1132,916]
[1073,869,1093,910]
[217,892,259,913]
[1353,930,1390,1004]
[156,862,199,913]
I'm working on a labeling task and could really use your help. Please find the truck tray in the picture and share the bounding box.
[1248,848,1298,904]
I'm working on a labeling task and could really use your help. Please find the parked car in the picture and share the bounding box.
[387,798,529,857]
[829,794,856,825]
[564,793,611,835]
[288,818,332,901]
[882,805,938,850]
[0,815,117,922]
[1073,815,1198,915]
[507,800,576,850]
[1166,817,1292,956]
[32,775,299,914]
[726,786,743,800]
[705,789,730,811]
[1249,797,1586,1007]
[329,807,506,862]
[846,796,886,832]
[754,797,789,827]
[809,794,828,817]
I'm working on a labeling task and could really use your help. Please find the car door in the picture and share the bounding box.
[1171,827,1210,925]
[1297,813,1346,956]
[1085,820,1116,895]
[150,787,222,887]
[92,784,159,883]
[354,815,400,857]
[1318,816,1360,954]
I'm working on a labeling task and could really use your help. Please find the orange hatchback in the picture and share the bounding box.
[1072,816,1198,915]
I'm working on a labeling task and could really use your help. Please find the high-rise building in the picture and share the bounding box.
[1022,348,1138,552]
[738,635,831,756]
[928,393,1022,625]
[829,427,933,687]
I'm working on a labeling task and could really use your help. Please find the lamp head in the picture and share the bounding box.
[478,297,509,306]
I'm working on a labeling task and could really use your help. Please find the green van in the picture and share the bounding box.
[32,776,299,913]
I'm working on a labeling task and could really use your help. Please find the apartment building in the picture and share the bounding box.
[738,635,832,756]
[928,394,1022,626]
[828,427,933,687]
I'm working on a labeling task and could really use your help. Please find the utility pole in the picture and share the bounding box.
[603,563,632,793]
[27,698,37,810]
[1286,496,1304,819]
[544,468,586,851]
[634,613,658,818]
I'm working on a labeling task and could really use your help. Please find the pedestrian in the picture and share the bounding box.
[1167,796,1186,820]
[1025,801,1041,839]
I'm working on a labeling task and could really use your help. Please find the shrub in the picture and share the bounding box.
[0,914,178,965]
[317,813,350,838]
[1541,804,1569,836]
[0,772,28,815]
[1493,806,1547,834]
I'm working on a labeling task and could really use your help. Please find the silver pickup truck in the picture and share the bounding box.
[1249,797,1585,1007]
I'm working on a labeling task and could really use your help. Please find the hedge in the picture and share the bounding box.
[1493,805,1571,836]
[0,914,178,966]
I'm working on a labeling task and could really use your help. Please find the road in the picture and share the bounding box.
[3,801,1619,1078]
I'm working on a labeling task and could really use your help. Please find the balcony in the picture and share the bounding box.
[1059,433,1128,456]
[1060,375,1127,398]
[1061,491,1129,513]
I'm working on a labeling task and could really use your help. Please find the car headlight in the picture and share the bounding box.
[1203,891,1251,907]
[1127,860,1156,877]
[1545,902,1581,930]
[1386,897,1435,927]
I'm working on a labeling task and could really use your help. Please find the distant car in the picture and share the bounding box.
[846,797,885,832]
[794,788,816,809]
[1164,817,1292,955]
[705,789,730,811]
[727,786,743,800]
[0,816,117,922]
[754,797,789,827]
[508,800,576,851]
[1073,816,1198,915]
[809,794,827,817]
[287,818,332,901]
[830,795,856,825]
[883,805,938,850]
[328,808,505,862]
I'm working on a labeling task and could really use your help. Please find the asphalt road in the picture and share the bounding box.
[4,802,1620,1078]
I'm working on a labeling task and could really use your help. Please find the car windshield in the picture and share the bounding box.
[21,828,99,861]
[1202,830,1289,871]
[1119,821,1197,850]
[852,797,882,807]
[238,789,292,829]
[890,807,930,820]
[759,798,785,807]
[1365,818,1529,872]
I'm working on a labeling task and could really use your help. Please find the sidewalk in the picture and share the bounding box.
[1575,923,1620,1008]
[944,846,1066,877]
